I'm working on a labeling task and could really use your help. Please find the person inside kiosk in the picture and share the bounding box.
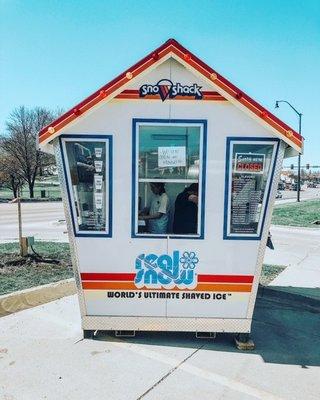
[173,183,198,234]
[138,182,170,234]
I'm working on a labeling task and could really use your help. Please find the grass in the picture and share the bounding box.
[260,264,286,286]
[0,178,61,200]
[272,199,320,228]
[0,242,73,295]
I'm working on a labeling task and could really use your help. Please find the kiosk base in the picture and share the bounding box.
[82,316,252,333]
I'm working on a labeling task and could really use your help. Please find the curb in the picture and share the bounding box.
[0,278,77,317]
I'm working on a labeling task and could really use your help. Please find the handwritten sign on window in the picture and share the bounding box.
[158,146,186,168]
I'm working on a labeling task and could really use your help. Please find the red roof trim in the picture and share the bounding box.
[39,38,302,150]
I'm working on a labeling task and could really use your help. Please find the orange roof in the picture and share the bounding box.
[39,38,303,152]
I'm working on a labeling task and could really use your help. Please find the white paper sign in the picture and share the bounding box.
[94,160,103,173]
[158,146,186,168]
[94,193,103,209]
[94,174,103,190]
[95,147,102,158]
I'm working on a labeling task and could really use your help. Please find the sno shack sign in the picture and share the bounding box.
[139,79,203,101]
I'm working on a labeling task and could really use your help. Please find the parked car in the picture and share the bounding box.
[275,190,283,199]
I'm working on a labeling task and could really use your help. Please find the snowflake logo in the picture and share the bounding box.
[179,251,199,270]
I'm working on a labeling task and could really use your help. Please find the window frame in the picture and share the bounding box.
[223,137,280,240]
[59,134,113,238]
[131,119,207,239]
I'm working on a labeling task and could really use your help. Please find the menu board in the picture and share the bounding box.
[226,144,275,237]
[231,174,262,234]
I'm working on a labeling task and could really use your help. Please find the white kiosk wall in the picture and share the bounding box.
[50,56,288,333]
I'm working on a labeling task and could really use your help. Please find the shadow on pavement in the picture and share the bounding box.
[96,286,320,367]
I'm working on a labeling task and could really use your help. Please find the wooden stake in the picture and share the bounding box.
[17,187,28,257]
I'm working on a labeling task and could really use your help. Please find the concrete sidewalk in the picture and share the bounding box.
[265,225,320,288]
[0,291,319,400]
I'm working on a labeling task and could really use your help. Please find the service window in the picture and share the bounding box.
[132,120,207,238]
[60,135,112,237]
[224,138,279,239]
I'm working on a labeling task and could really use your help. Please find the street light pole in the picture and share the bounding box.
[297,113,302,202]
[275,100,302,202]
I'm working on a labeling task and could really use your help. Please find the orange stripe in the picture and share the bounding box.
[82,281,252,292]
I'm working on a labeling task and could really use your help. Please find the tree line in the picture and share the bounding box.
[0,106,62,198]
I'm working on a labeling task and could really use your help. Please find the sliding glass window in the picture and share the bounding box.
[132,120,206,238]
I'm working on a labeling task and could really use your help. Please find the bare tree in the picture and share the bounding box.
[0,152,23,198]
[0,106,60,198]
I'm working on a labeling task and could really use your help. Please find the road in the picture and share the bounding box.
[275,187,320,204]
[0,201,67,242]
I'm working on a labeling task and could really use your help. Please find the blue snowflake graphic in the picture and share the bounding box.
[179,251,199,270]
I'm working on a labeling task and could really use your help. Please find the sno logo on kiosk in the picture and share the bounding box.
[134,251,199,289]
[139,79,203,101]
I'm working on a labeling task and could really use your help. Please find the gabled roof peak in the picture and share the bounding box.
[39,38,302,153]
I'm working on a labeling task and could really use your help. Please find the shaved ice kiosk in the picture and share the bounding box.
[39,39,303,343]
